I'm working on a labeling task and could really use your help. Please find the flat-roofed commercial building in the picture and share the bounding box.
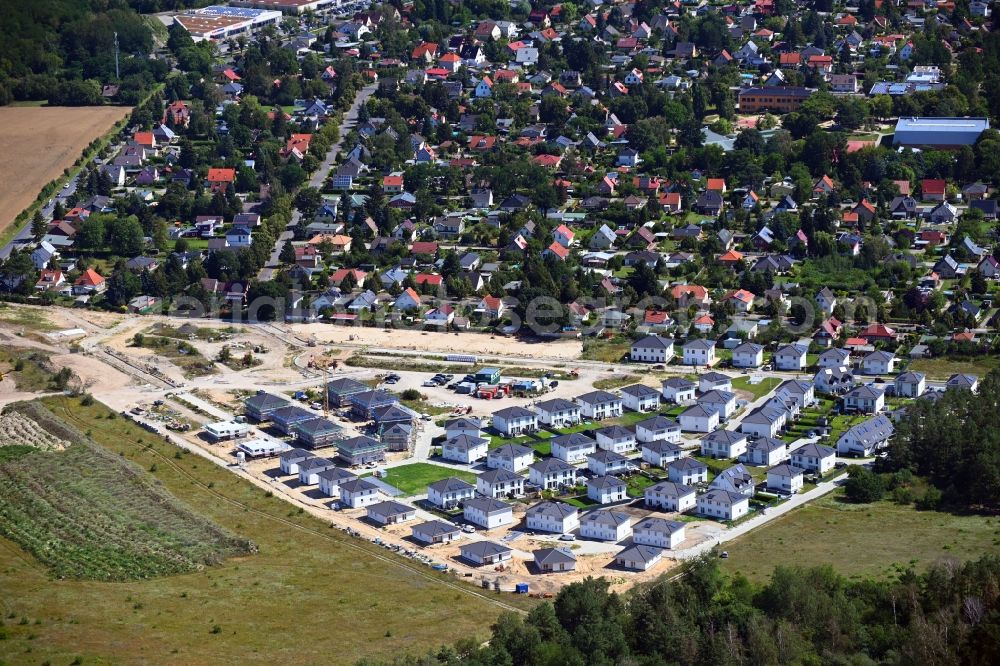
[738,86,813,113]
[231,0,341,14]
[173,6,281,41]
[893,117,990,148]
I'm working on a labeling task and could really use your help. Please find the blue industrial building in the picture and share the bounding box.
[893,117,989,147]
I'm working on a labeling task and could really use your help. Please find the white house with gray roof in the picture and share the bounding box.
[460,540,512,565]
[580,510,632,541]
[317,467,358,497]
[774,342,809,370]
[366,500,417,525]
[844,384,886,413]
[441,434,489,464]
[946,373,979,392]
[444,417,483,439]
[814,366,855,394]
[731,342,764,368]
[632,416,679,445]
[679,404,721,433]
[279,448,314,475]
[532,398,581,427]
[587,450,631,477]
[526,501,579,534]
[620,384,661,412]
[297,457,338,485]
[427,477,476,508]
[644,482,696,512]
[491,406,537,435]
[767,464,805,494]
[661,377,697,403]
[596,425,637,453]
[339,478,382,508]
[633,517,686,549]
[586,475,628,504]
[574,390,623,420]
[894,371,926,398]
[528,458,577,490]
[668,457,708,484]
[476,468,526,498]
[697,489,750,520]
[818,348,851,369]
[698,390,738,420]
[699,372,733,393]
[836,414,894,457]
[863,350,898,375]
[551,432,597,463]
[740,404,786,438]
[464,497,514,529]
[700,429,748,459]
[487,443,534,472]
[615,544,664,571]
[534,547,577,573]
[682,339,716,366]
[791,442,836,474]
[710,464,756,498]
[775,379,816,408]
[411,519,461,545]
[641,441,684,467]
[630,334,675,363]
[741,436,787,467]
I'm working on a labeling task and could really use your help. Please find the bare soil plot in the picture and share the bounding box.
[0,106,130,236]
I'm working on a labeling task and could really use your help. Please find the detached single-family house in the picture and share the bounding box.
[533,399,581,427]
[697,489,749,521]
[635,416,681,444]
[487,443,535,472]
[774,343,809,371]
[551,433,597,463]
[534,547,577,573]
[366,500,417,526]
[441,434,489,464]
[587,450,630,477]
[427,477,476,509]
[476,469,525,499]
[463,497,514,529]
[460,540,512,565]
[701,429,748,459]
[586,475,628,504]
[620,384,661,412]
[679,404,720,433]
[661,378,697,404]
[338,478,382,508]
[791,442,836,474]
[644,482,696,512]
[767,464,805,494]
[698,390,738,420]
[492,406,537,436]
[668,457,708,485]
[894,371,926,398]
[574,391,623,420]
[641,441,684,467]
[731,342,764,368]
[710,464,756,498]
[526,501,579,534]
[580,510,632,542]
[633,517,686,549]
[741,436,787,467]
[615,544,664,571]
[595,425,637,454]
[528,458,577,491]
[862,351,898,375]
[836,414,894,457]
[843,385,886,413]
[411,520,461,545]
[682,339,716,366]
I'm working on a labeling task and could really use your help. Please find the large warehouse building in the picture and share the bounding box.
[893,117,990,148]
[230,0,342,14]
[173,6,282,41]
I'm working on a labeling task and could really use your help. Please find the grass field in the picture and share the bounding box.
[731,376,781,400]
[0,402,253,580]
[364,462,476,496]
[0,106,131,239]
[720,489,1000,582]
[0,397,532,664]
[132,335,218,378]
[0,349,67,392]
[581,338,631,362]
[908,355,1000,379]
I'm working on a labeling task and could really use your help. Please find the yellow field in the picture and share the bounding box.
[0,106,131,234]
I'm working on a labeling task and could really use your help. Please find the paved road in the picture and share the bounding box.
[259,83,378,280]
[0,175,80,260]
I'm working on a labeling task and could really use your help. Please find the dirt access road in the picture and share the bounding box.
[0,106,131,236]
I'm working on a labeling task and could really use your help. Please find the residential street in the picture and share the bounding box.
[259,83,378,280]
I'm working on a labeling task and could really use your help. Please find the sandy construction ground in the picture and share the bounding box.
[0,106,131,235]
[296,324,584,361]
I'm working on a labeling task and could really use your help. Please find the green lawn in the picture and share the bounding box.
[365,463,477,496]
[731,376,781,400]
[625,474,656,497]
[0,397,532,664]
[721,489,1000,582]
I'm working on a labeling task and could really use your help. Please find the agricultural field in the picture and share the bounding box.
[0,106,130,238]
[720,489,1000,582]
[0,397,533,664]
[367,462,477,496]
[0,402,253,580]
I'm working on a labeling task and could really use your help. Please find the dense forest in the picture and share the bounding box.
[0,0,163,105]
[362,555,1000,666]
[877,370,1000,512]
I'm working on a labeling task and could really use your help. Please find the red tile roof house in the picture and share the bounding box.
[477,295,505,319]
[382,174,404,193]
[920,179,947,202]
[330,268,367,287]
[207,168,236,193]
[73,268,106,295]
